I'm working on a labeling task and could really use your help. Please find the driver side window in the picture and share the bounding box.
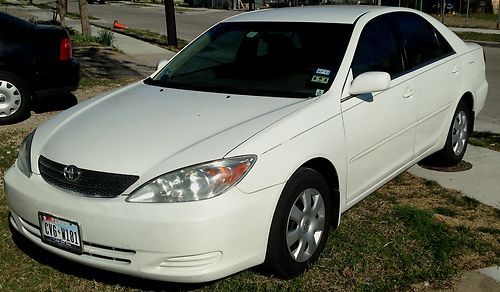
[351,17,404,79]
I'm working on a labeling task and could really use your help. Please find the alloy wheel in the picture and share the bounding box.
[452,111,468,156]
[286,188,326,262]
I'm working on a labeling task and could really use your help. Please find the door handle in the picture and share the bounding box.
[403,87,415,98]
[452,65,460,74]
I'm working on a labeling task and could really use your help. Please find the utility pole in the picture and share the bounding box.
[466,0,470,26]
[78,0,91,36]
[497,0,499,29]
[164,0,178,47]
[441,0,445,23]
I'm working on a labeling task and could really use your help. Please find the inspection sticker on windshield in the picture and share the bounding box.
[246,31,259,38]
[316,68,331,75]
[311,75,329,84]
[315,89,325,96]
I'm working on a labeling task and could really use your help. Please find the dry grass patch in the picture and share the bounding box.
[435,14,500,29]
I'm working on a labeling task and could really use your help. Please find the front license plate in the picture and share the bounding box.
[38,212,83,254]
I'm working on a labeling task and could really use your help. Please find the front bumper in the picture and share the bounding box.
[4,165,282,283]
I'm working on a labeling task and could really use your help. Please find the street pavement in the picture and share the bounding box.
[476,46,500,134]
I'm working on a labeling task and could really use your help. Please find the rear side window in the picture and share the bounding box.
[391,12,454,70]
[351,16,404,79]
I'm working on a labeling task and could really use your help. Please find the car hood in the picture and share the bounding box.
[33,82,310,178]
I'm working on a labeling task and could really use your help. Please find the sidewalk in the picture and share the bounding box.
[66,18,177,68]
[408,145,500,209]
[451,27,500,35]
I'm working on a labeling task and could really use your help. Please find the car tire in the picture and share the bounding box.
[425,100,471,166]
[265,167,332,279]
[0,71,31,125]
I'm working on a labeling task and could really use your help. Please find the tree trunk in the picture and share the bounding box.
[57,0,67,27]
[164,0,177,47]
[78,0,91,36]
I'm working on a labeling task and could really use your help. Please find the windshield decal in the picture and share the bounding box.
[315,68,331,76]
[311,75,329,84]
[315,89,325,96]
[246,31,259,38]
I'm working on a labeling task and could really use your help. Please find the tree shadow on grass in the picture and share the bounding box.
[74,47,154,79]
[9,222,211,291]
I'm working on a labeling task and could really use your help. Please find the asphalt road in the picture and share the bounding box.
[67,1,241,41]
[477,46,500,133]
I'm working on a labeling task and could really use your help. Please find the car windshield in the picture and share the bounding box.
[148,22,353,98]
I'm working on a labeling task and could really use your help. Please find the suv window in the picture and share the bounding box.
[391,12,454,69]
[351,16,404,79]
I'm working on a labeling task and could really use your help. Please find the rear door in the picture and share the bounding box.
[389,12,460,157]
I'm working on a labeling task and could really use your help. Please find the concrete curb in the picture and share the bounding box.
[462,40,500,48]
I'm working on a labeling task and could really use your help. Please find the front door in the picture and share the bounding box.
[341,16,418,203]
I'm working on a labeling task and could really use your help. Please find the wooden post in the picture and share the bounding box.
[465,0,470,26]
[164,0,178,47]
[497,0,499,29]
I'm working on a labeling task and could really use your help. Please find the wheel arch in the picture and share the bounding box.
[300,157,340,228]
[460,91,474,130]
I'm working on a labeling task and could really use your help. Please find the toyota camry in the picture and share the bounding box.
[4,6,488,283]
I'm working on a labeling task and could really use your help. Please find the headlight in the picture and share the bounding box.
[126,155,256,203]
[17,129,36,178]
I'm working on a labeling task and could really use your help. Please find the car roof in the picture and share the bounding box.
[223,5,385,24]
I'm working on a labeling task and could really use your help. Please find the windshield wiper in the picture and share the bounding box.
[143,77,167,87]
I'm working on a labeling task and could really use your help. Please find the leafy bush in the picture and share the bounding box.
[96,29,114,46]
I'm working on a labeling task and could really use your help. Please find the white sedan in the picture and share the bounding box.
[5,6,488,283]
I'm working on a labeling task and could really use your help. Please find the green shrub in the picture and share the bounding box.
[71,34,98,46]
[96,29,114,46]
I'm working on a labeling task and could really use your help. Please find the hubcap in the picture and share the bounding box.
[451,111,468,156]
[0,80,22,118]
[286,188,326,262]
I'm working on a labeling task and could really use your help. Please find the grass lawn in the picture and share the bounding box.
[455,31,500,43]
[434,13,500,30]
[0,129,498,290]
[469,131,500,152]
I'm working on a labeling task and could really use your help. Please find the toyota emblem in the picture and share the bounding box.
[63,165,82,182]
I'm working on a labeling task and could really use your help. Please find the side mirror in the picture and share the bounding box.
[155,59,169,71]
[348,71,391,95]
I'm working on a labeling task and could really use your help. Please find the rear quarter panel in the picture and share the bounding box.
[460,43,488,116]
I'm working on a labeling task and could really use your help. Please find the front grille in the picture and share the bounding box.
[38,156,139,198]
